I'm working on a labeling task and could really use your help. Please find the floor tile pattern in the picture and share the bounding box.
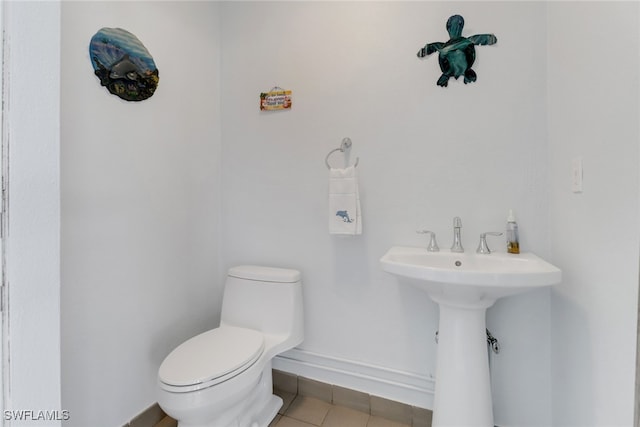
[270,392,413,427]
[149,370,432,427]
[272,371,432,427]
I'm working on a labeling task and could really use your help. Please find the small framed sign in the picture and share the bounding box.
[260,87,292,111]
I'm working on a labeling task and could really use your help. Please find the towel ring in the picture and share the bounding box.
[325,138,360,169]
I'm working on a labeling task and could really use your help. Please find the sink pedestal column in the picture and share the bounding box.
[431,297,495,427]
[380,246,562,427]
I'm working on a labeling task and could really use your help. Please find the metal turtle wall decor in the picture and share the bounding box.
[417,15,497,87]
[90,28,159,102]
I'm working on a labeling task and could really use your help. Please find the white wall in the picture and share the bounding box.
[548,3,639,426]
[60,3,222,426]
[54,2,640,427]
[220,2,550,424]
[5,2,62,425]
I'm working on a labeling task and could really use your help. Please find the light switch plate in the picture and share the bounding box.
[571,157,583,193]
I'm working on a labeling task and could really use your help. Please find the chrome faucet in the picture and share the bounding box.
[451,217,464,253]
[417,230,440,252]
[476,232,503,254]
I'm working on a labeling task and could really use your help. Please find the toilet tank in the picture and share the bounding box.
[220,265,303,349]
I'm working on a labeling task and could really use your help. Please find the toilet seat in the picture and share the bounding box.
[158,326,265,393]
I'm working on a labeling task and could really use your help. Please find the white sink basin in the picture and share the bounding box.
[380,245,561,427]
[380,246,561,303]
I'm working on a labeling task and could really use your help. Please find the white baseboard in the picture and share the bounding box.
[273,348,435,410]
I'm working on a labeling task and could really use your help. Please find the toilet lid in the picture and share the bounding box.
[158,326,264,388]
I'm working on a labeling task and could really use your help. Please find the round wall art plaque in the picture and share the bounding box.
[89,27,159,102]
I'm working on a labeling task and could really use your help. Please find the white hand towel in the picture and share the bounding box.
[329,166,362,235]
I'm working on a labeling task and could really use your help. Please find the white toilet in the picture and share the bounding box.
[157,265,304,427]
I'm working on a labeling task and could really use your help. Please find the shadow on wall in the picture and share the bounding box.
[551,289,594,423]
[331,236,370,299]
[149,313,220,372]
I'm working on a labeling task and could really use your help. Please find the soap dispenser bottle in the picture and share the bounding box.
[506,209,520,254]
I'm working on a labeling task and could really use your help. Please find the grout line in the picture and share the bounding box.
[274,370,432,427]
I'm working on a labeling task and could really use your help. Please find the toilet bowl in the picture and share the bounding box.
[157,265,304,427]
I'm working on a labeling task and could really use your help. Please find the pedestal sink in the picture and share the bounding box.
[380,246,561,427]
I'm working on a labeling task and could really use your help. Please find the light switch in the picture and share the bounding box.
[571,157,583,193]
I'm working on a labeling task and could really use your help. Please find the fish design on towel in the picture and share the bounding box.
[329,166,361,235]
[336,210,354,223]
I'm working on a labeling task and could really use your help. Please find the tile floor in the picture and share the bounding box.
[270,392,414,427]
[271,371,431,427]
[152,397,415,427]
[153,401,413,427]
[149,371,432,427]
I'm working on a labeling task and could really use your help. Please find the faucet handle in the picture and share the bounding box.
[417,230,440,252]
[476,232,503,254]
